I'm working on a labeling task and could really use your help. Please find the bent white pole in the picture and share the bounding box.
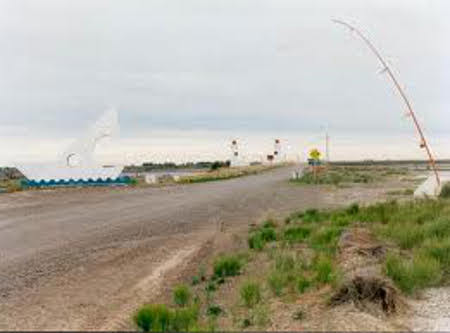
[333,19,440,186]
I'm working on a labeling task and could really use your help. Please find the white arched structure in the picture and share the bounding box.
[17,109,123,182]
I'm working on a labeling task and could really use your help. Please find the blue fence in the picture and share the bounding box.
[22,176,133,188]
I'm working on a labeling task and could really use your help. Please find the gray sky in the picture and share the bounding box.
[0,0,449,161]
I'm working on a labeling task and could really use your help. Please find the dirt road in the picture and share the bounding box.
[0,165,387,330]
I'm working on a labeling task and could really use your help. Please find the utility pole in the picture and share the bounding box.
[325,127,330,164]
[333,19,440,186]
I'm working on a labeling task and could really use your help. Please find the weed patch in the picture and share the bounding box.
[240,280,262,308]
[213,255,243,278]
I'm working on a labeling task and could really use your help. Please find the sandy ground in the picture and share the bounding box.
[0,165,407,330]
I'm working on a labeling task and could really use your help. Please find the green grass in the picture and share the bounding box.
[283,226,312,243]
[134,304,199,332]
[292,166,409,186]
[248,222,277,250]
[240,280,262,308]
[173,284,192,307]
[296,275,311,293]
[385,254,442,294]
[267,270,286,296]
[134,304,171,332]
[213,255,243,278]
[312,255,337,284]
[440,183,450,198]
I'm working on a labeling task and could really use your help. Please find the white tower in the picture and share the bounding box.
[230,139,240,167]
[274,139,282,163]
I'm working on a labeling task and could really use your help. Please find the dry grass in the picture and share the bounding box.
[177,164,286,184]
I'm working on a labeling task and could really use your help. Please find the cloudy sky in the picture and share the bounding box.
[1,0,449,164]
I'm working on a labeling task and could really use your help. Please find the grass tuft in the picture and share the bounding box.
[173,284,191,307]
[213,255,242,278]
[240,280,262,308]
[385,253,442,294]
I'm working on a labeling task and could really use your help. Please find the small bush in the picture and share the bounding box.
[213,255,242,278]
[240,280,262,308]
[173,284,191,307]
[134,304,171,332]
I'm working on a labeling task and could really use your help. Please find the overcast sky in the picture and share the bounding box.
[1,0,449,163]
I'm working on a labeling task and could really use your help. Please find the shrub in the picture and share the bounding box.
[284,226,311,243]
[134,304,171,332]
[213,255,242,278]
[240,280,262,308]
[173,284,191,307]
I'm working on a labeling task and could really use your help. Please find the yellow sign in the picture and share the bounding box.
[309,148,321,160]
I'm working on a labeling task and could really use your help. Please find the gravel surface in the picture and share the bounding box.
[0,165,328,330]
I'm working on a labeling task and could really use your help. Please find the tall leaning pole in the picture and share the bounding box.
[333,19,440,186]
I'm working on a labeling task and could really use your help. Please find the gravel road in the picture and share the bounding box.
[1,165,338,330]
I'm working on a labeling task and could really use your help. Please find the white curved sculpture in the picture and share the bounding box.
[17,109,123,182]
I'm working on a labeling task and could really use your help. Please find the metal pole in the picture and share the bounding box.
[333,19,440,186]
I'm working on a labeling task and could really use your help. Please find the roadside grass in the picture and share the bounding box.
[133,197,450,331]
[213,254,244,278]
[134,303,199,332]
[248,221,277,250]
[178,164,284,184]
[291,165,409,186]
[240,280,262,308]
[386,188,414,196]
[440,183,450,198]
[173,284,192,307]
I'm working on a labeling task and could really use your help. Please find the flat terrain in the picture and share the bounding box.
[0,165,401,330]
